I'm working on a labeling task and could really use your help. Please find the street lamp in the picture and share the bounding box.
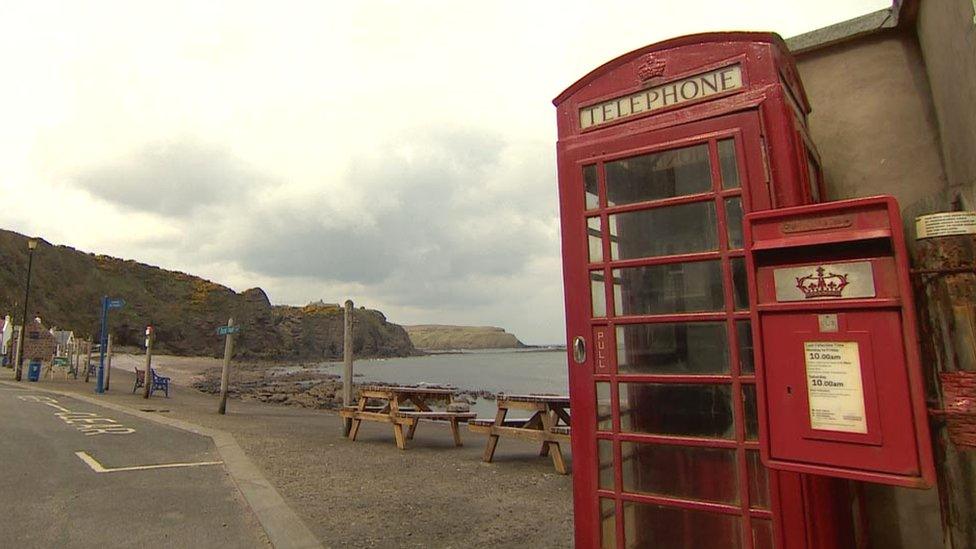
[15,238,38,382]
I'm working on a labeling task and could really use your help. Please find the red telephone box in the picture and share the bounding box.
[554,33,855,548]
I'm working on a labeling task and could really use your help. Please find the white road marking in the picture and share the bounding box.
[75,451,223,473]
[19,395,136,434]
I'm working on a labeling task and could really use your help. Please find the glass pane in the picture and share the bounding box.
[600,499,617,549]
[598,439,614,490]
[613,261,724,316]
[616,322,729,374]
[725,197,743,249]
[743,384,759,440]
[736,321,755,375]
[588,217,604,263]
[718,139,740,189]
[622,501,742,549]
[621,442,738,504]
[620,383,734,439]
[731,257,749,311]
[806,152,821,203]
[753,519,774,549]
[597,382,613,431]
[747,450,770,510]
[610,202,717,260]
[584,164,599,210]
[606,144,711,206]
[591,271,607,317]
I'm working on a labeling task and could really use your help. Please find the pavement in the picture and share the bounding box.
[1,359,574,548]
[0,382,269,548]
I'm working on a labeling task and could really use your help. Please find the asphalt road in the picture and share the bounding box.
[0,383,269,548]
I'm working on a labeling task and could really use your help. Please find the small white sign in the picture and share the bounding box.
[916,212,976,239]
[804,341,867,434]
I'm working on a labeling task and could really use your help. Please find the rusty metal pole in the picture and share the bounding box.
[342,300,354,435]
[913,227,976,549]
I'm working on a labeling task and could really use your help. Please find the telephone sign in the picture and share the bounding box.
[744,196,936,488]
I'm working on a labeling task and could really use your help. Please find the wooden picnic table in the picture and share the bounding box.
[468,394,571,474]
[339,385,475,450]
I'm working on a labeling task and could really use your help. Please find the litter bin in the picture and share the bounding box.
[27,359,41,382]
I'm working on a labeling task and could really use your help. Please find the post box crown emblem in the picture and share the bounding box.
[636,54,667,82]
[795,266,850,299]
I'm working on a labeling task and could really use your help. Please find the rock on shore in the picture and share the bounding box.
[403,325,525,350]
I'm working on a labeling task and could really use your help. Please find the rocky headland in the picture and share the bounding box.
[404,324,525,350]
[0,229,417,360]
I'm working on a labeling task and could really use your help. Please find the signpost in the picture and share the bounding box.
[217,318,238,415]
[95,296,124,394]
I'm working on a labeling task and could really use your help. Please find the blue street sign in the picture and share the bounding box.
[217,325,241,336]
[107,298,125,309]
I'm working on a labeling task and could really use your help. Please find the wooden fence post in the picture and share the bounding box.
[218,318,235,415]
[12,326,22,381]
[914,231,976,549]
[104,334,113,391]
[142,330,154,399]
[84,340,93,383]
[342,300,354,435]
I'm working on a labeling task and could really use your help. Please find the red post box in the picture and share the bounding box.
[744,195,936,487]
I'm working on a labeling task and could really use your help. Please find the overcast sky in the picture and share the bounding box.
[0,1,889,344]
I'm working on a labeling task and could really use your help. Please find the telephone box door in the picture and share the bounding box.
[560,111,796,548]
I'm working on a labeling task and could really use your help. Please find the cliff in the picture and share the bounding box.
[0,229,417,359]
[404,324,525,350]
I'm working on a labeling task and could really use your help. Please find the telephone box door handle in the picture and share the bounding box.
[573,336,586,364]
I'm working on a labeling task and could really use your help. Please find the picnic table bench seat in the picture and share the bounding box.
[342,385,471,449]
[471,394,572,474]
[395,410,476,421]
[468,418,537,431]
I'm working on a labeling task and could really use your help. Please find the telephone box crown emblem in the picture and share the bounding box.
[796,266,850,299]
[636,55,667,82]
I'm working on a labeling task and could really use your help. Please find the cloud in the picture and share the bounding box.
[225,128,559,311]
[73,141,270,217]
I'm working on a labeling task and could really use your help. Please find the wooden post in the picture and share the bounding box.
[342,300,354,435]
[12,326,22,380]
[142,330,154,399]
[104,334,113,391]
[84,340,93,383]
[218,317,235,415]
[914,231,976,549]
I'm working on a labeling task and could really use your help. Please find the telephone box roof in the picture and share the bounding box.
[553,31,802,108]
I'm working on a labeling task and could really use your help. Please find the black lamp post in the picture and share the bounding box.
[14,238,38,382]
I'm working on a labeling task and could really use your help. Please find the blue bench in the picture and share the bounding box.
[132,367,171,397]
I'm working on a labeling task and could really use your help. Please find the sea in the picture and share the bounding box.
[282,348,569,417]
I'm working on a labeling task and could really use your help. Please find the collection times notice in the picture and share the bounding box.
[803,341,867,434]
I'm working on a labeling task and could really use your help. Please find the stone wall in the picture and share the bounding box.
[917,0,976,207]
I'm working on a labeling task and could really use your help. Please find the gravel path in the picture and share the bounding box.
[41,356,575,548]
